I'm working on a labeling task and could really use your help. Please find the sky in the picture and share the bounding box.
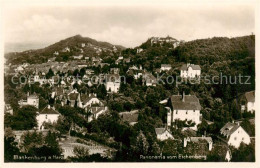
[4,3,255,49]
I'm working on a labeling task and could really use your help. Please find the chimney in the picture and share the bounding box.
[48,105,50,109]
[182,91,185,102]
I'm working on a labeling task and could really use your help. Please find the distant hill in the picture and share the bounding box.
[5,35,126,65]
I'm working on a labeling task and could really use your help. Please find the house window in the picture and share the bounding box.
[45,115,48,119]
[242,138,244,141]
[186,111,188,114]
[193,110,195,112]
[234,137,237,141]
[176,110,178,114]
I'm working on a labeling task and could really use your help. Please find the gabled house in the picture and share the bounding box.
[36,105,60,130]
[167,92,202,130]
[160,64,171,72]
[220,122,251,148]
[18,92,39,109]
[155,127,174,141]
[105,74,121,93]
[5,104,13,115]
[180,63,201,78]
[240,91,255,113]
[79,93,102,108]
[66,90,80,107]
[86,106,108,122]
[142,71,157,86]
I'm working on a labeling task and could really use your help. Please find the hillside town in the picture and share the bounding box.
[4,35,255,162]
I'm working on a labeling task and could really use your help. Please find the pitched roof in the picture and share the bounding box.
[245,91,255,102]
[220,122,240,137]
[40,106,60,114]
[180,64,201,70]
[90,106,106,114]
[155,128,171,135]
[119,110,139,123]
[81,93,98,104]
[171,95,201,110]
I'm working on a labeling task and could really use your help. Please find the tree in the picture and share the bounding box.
[133,131,149,155]
[4,128,20,162]
[46,68,54,79]
[11,105,38,130]
[197,119,209,136]
[73,146,89,159]
[44,131,62,155]
[22,131,44,154]
[96,84,107,99]
[231,142,255,162]
[240,119,255,136]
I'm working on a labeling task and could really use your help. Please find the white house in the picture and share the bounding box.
[79,93,102,108]
[184,136,213,151]
[180,63,201,78]
[160,64,171,72]
[155,127,174,141]
[167,92,202,130]
[105,74,121,93]
[36,105,60,130]
[241,91,255,113]
[86,106,108,122]
[220,122,251,148]
[18,92,39,109]
[5,104,13,115]
[142,72,157,86]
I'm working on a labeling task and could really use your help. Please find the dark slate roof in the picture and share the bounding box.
[220,122,240,137]
[119,111,139,123]
[180,64,201,70]
[171,95,201,110]
[81,94,98,104]
[155,128,171,135]
[245,91,255,102]
[40,106,60,114]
